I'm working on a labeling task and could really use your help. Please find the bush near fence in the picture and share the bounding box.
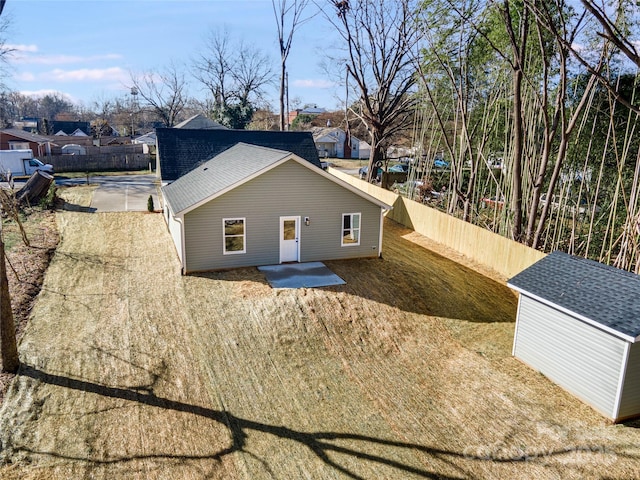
[47,153,153,173]
[329,167,546,280]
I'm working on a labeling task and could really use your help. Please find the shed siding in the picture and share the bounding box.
[514,295,626,418]
[618,341,640,419]
[183,160,382,272]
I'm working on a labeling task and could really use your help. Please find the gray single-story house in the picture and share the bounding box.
[162,142,391,274]
[508,251,640,422]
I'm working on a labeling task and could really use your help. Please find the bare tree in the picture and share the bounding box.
[233,41,274,106]
[193,28,234,112]
[192,28,274,128]
[326,0,420,182]
[272,0,313,131]
[130,63,188,127]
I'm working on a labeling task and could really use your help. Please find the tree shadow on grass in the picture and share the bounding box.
[14,365,629,479]
[323,221,518,323]
[60,201,96,213]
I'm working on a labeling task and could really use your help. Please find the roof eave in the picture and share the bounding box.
[508,283,638,343]
[166,152,392,216]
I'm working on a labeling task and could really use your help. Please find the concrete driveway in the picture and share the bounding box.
[56,174,160,212]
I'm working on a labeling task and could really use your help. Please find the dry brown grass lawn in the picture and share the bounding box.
[0,199,638,479]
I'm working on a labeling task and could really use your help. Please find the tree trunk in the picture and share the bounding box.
[367,129,384,183]
[511,67,524,241]
[0,229,19,373]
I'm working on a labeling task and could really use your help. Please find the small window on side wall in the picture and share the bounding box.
[342,213,361,246]
[223,218,246,254]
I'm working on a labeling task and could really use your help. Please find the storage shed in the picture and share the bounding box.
[508,251,640,422]
[162,142,391,274]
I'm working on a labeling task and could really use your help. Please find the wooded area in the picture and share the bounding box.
[403,0,640,273]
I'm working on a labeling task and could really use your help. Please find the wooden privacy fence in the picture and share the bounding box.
[329,168,546,279]
[46,153,153,173]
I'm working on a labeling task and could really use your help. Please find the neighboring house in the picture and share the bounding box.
[173,114,227,130]
[0,128,55,157]
[162,142,391,274]
[12,117,39,133]
[288,106,326,126]
[71,128,90,137]
[312,127,362,159]
[358,140,371,160]
[155,128,322,182]
[50,121,91,136]
[133,132,157,154]
[508,251,640,422]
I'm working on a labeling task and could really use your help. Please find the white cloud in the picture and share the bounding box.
[47,67,128,82]
[13,52,123,65]
[19,89,76,102]
[293,79,336,88]
[5,44,38,52]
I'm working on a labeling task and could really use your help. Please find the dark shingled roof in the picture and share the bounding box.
[50,121,91,136]
[508,251,640,340]
[163,143,292,214]
[156,128,321,181]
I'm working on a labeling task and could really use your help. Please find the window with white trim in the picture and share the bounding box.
[223,218,246,254]
[341,213,361,246]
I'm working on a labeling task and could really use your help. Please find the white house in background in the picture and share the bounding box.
[358,140,371,160]
[133,132,157,154]
[312,127,366,159]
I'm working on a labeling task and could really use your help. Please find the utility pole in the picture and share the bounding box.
[285,71,290,131]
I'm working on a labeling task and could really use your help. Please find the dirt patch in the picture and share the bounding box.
[0,208,58,405]
[0,212,638,479]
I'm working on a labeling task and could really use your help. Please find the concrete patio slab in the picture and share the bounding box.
[258,262,346,289]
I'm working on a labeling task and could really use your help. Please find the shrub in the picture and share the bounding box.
[147,195,155,212]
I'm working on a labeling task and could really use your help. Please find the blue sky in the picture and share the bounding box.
[4,0,344,111]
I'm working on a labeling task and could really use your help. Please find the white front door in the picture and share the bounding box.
[279,216,300,263]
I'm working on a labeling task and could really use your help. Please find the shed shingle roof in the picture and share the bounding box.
[156,128,321,182]
[508,251,640,341]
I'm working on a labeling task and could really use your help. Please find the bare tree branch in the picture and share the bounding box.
[130,63,188,127]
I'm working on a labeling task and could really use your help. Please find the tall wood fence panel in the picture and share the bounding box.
[330,168,546,279]
[46,153,152,173]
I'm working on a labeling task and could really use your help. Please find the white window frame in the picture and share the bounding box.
[222,217,246,255]
[341,213,361,246]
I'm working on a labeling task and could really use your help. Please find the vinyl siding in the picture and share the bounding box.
[183,160,382,272]
[618,342,640,420]
[514,295,627,419]
[167,208,183,264]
